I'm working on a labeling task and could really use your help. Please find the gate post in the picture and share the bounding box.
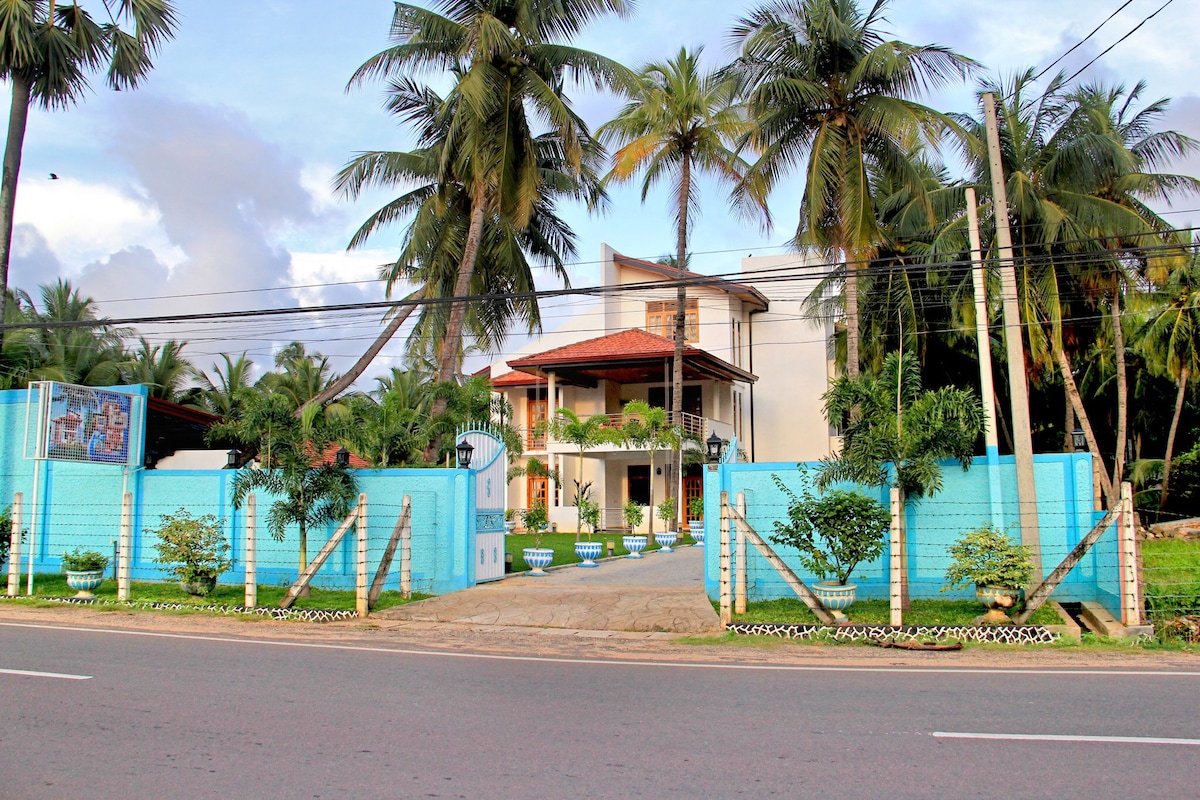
[719,491,731,627]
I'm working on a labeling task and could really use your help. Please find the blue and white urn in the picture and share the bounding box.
[623,534,647,558]
[574,540,602,568]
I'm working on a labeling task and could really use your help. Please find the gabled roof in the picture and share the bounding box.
[491,369,547,388]
[614,252,769,311]
[507,328,756,387]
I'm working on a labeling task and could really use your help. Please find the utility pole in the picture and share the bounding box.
[966,187,1005,530]
[983,92,1042,579]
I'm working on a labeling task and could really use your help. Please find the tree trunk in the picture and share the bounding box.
[1055,344,1114,501]
[845,247,860,380]
[296,288,423,417]
[993,387,1015,453]
[1110,287,1128,508]
[1065,394,1076,452]
[0,75,32,351]
[435,188,488,389]
[1160,366,1189,510]
[671,154,690,532]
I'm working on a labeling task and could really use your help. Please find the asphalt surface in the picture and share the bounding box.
[378,542,721,633]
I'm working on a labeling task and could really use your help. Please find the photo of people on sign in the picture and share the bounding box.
[44,384,132,465]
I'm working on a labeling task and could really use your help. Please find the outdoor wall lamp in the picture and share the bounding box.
[706,432,724,464]
[225,449,240,469]
[1071,428,1086,451]
[456,439,474,469]
[335,447,350,467]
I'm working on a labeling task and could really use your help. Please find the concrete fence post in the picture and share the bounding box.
[117,492,132,602]
[1119,482,1140,626]
[356,493,369,618]
[7,493,22,597]
[244,494,257,610]
[890,487,903,626]
[400,495,412,598]
[735,492,747,615]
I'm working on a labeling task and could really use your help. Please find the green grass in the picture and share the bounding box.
[1142,538,1200,620]
[506,530,695,572]
[7,573,428,612]
[727,596,1063,626]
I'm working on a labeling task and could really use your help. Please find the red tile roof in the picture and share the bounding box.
[491,369,547,388]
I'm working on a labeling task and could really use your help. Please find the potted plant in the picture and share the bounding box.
[574,495,602,567]
[654,497,677,552]
[504,508,517,534]
[687,495,705,546]
[943,524,1035,624]
[520,504,553,576]
[769,476,890,621]
[61,547,110,599]
[622,499,647,558]
[151,509,236,597]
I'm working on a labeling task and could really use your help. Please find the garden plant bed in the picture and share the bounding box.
[2,574,429,621]
[727,622,1062,645]
[506,531,695,572]
[730,597,1063,626]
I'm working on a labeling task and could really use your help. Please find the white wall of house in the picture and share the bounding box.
[740,253,837,463]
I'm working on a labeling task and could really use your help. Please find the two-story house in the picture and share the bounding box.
[489,245,836,530]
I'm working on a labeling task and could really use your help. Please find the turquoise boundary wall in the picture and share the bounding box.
[1,389,477,596]
[703,454,1120,615]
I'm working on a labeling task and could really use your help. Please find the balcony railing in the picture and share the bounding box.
[516,411,709,451]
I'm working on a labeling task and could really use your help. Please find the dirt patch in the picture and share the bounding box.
[2,603,1197,670]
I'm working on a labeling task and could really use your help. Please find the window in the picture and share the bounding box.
[527,398,547,450]
[627,465,650,506]
[646,299,699,343]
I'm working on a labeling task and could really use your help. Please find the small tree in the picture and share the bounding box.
[656,496,676,532]
[622,499,644,531]
[769,475,889,585]
[151,509,235,589]
[943,525,1035,590]
[619,401,681,539]
[521,503,550,548]
[578,495,601,538]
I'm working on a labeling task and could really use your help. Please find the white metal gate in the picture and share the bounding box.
[458,426,506,583]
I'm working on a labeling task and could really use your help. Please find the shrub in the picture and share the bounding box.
[769,475,889,585]
[61,548,110,572]
[656,496,675,530]
[150,509,235,584]
[622,499,644,531]
[688,495,705,520]
[943,524,1034,590]
[521,503,549,547]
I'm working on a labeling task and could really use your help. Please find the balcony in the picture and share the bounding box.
[516,412,731,454]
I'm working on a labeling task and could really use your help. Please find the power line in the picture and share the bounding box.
[1030,0,1136,84]
[1060,0,1176,86]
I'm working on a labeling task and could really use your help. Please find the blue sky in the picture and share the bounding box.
[9,0,1200,381]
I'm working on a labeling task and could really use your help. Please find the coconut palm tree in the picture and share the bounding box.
[729,0,976,378]
[191,352,255,417]
[618,400,680,540]
[1138,253,1200,508]
[542,407,613,537]
[20,279,127,386]
[347,0,634,398]
[0,0,178,349]
[122,337,194,401]
[598,45,764,524]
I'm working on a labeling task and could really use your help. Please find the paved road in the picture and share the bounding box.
[379,543,721,633]
[3,621,1199,799]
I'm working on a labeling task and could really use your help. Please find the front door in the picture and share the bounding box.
[683,476,703,520]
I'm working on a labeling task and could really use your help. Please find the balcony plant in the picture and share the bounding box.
[61,547,110,599]
[769,474,890,621]
[520,503,553,576]
[150,509,236,597]
[942,524,1035,624]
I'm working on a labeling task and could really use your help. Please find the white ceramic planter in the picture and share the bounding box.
[65,569,104,600]
[523,547,554,576]
[623,534,647,558]
[654,530,677,552]
[574,540,602,567]
[813,580,857,622]
[687,519,705,546]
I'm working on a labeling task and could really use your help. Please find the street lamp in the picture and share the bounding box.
[456,440,474,469]
[706,432,724,464]
[335,447,350,467]
[1071,428,1086,451]
[225,449,240,469]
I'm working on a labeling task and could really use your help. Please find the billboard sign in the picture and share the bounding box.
[28,382,144,466]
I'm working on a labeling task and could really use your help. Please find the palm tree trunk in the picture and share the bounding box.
[0,75,32,352]
[1160,366,1189,510]
[671,155,690,532]
[1111,287,1128,507]
[296,288,424,417]
[845,247,860,379]
[1065,395,1076,451]
[435,191,487,390]
[1055,345,1114,501]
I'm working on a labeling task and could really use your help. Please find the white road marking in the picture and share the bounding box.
[3,621,1200,676]
[0,667,91,680]
[933,731,1200,746]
